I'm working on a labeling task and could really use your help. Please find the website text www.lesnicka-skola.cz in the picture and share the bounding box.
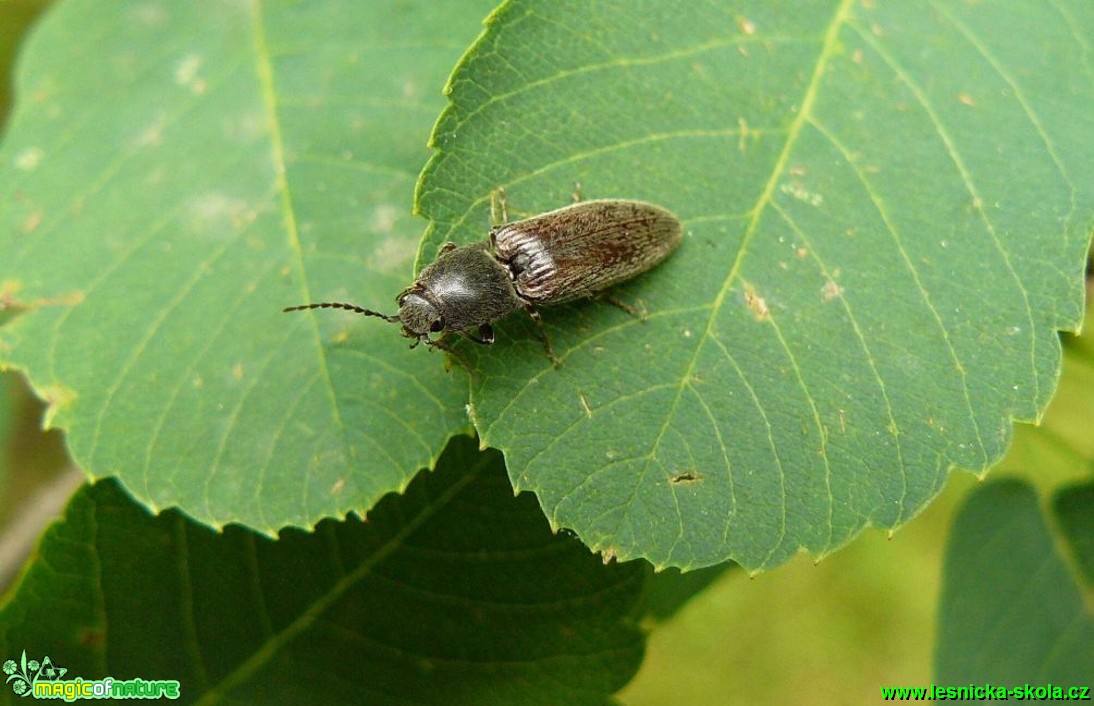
[880,683,1090,701]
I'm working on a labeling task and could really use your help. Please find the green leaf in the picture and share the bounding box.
[1054,483,1094,587]
[0,377,12,471]
[0,1,494,533]
[0,435,647,705]
[934,479,1094,687]
[417,0,1094,569]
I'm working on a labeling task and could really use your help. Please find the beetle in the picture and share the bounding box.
[284,190,682,364]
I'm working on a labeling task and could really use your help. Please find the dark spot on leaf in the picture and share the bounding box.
[78,629,105,648]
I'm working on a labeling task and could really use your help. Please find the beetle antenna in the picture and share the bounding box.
[283,302,400,323]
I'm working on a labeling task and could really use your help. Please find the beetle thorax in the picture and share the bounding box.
[399,243,523,336]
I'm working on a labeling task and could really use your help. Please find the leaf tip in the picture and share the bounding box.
[599,546,618,565]
[35,383,78,430]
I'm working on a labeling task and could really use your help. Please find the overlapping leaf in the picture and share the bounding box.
[417,0,1094,569]
[0,437,647,705]
[935,479,1094,685]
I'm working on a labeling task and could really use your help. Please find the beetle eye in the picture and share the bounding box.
[429,319,444,333]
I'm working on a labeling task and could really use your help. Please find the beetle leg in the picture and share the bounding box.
[490,187,509,226]
[439,241,459,255]
[424,336,477,377]
[464,323,495,346]
[597,292,649,321]
[523,304,560,368]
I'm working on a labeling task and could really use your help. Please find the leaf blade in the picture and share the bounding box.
[0,0,495,531]
[0,437,648,705]
[416,0,1094,569]
[934,479,1094,685]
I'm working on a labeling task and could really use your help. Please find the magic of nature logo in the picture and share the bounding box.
[4,650,180,700]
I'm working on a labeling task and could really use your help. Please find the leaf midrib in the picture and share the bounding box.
[248,0,353,523]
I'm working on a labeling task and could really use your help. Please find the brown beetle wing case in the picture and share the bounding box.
[491,200,682,305]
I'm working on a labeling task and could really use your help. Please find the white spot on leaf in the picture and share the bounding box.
[779,182,824,207]
[175,54,206,94]
[370,204,399,234]
[187,192,251,237]
[371,236,417,272]
[15,148,43,170]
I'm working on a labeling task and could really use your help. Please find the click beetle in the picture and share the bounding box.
[284,190,682,364]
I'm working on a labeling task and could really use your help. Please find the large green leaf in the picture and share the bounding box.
[0,436,646,706]
[0,1,492,533]
[934,479,1094,688]
[417,0,1094,569]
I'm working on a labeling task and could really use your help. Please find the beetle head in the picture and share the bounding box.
[396,289,445,339]
[283,293,446,348]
